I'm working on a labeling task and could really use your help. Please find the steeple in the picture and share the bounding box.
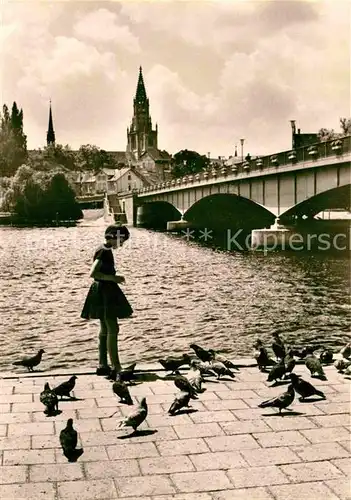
[46,101,55,146]
[135,66,147,103]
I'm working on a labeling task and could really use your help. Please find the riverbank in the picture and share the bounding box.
[0,362,349,499]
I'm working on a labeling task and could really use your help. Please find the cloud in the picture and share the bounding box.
[73,8,140,53]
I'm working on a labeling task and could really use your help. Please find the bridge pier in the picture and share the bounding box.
[166,219,192,231]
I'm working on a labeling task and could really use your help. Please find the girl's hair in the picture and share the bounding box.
[104,225,130,241]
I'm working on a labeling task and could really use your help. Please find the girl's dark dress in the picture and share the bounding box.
[81,245,133,320]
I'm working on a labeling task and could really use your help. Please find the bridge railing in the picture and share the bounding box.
[138,135,351,194]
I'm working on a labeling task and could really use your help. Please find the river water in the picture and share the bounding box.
[0,215,350,372]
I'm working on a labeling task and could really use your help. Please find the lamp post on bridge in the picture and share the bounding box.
[240,138,245,163]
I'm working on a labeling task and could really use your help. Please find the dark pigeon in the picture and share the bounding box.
[254,342,276,371]
[259,384,295,415]
[340,342,351,360]
[13,349,45,372]
[272,333,286,361]
[118,397,148,432]
[210,361,235,380]
[189,344,213,363]
[158,354,191,374]
[172,371,198,399]
[112,375,133,405]
[190,359,217,377]
[289,373,326,400]
[305,354,327,380]
[118,362,137,382]
[267,361,286,383]
[52,376,77,399]
[186,365,206,393]
[59,419,83,462]
[40,382,59,416]
[168,392,191,415]
[284,350,296,374]
[208,350,239,370]
[319,350,334,364]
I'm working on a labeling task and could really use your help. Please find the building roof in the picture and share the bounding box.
[139,148,171,161]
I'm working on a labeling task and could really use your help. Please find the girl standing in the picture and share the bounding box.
[81,225,133,379]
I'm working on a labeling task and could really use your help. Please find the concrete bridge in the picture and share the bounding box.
[112,136,350,240]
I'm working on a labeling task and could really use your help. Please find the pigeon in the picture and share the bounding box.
[13,349,45,372]
[289,373,326,400]
[158,354,191,374]
[340,342,351,360]
[52,376,77,399]
[272,333,286,361]
[172,371,198,399]
[59,419,84,462]
[334,358,351,373]
[305,354,327,380]
[168,392,191,416]
[254,342,276,371]
[319,349,334,364]
[40,382,58,416]
[210,361,235,380]
[186,365,205,393]
[267,361,286,383]
[190,344,213,363]
[258,384,295,415]
[344,364,351,376]
[190,359,217,377]
[118,362,137,382]
[118,397,148,432]
[208,350,239,370]
[284,349,296,374]
[112,374,133,405]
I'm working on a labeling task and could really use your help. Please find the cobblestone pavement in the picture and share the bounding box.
[0,362,350,500]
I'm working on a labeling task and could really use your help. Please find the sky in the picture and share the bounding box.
[1,0,350,157]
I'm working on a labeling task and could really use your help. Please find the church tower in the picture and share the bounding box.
[46,101,55,146]
[127,67,158,160]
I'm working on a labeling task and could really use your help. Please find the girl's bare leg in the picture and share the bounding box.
[105,316,121,371]
[98,319,108,368]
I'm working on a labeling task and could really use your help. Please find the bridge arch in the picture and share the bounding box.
[183,193,276,230]
[136,200,182,229]
[280,184,351,221]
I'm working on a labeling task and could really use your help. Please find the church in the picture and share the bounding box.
[46,67,172,194]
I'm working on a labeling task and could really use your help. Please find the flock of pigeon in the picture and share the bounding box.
[11,338,351,463]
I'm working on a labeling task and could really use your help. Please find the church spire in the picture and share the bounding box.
[46,100,55,146]
[135,66,147,103]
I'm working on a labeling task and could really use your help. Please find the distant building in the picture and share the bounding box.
[290,120,318,149]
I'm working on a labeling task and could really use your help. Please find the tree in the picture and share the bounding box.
[0,102,27,177]
[28,144,77,172]
[77,144,115,172]
[170,149,210,178]
[318,117,351,142]
[1,165,82,223]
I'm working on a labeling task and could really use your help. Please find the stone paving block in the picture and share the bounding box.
[8,421,54,436]
[0,436,31,450]
[55,446,109,463]
[150,382,180,394]
[0,482,56,500]
[79,430,127,447]
[189,451,248,470]
[78,407,122,419]
[253,430,310,447]
[330,384,351,393]
[269,481,339,500]
[107,441,159,460]
[202,399,249,411]
[100,417,123,432]
[315,402,350,414]
[170,470,233,493]
[115,474,176,496]
[227,465,288,488]
[227,382,269,391]
[213,486,274,499]
[162,400,207,413]
[11,402,43,412]
[77,389,112,399]
[157,438,209,456]
[339,440,351,452]
[232,408,270,420]
[311,413,350,428]
[29,463,84,482]
[300,426,350,443]
[173,422,224,439]
[129,384,154,396]
[327,391,351,403]
[220,419,272,435]
[331,458,351,476]
[57,478,118,499]
[0,465,27,484]
[280,461,343,483]
[0,424,7,437]
[95,397,124,408]
[0,403,10,413]
[325,478,351,500]
[0,393,33,404]
[205,434,259,452]
[14,384,41,394]
[153,494,212,500]
[241,447,301,466]
[122,427,179,443]
[189,410,237,424]
[31,435,59,449]
[139,455,195,474]
[216,389,258,400]
[54,398,97,410]
[0,385,14,395]
[33,408,77,422]
[264,415,317,431]
[3,448,55,465]
[290,403,326,416]
[136,393,178,404]
[84,459,140,479]
[56,417,102,433]
[0,412,32,424]
[193,391,220,401]
[144,413,193,428]
[121,403,165,416]
[291,442,350,462]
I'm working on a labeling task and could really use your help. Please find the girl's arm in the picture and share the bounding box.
[89,259,125,283]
